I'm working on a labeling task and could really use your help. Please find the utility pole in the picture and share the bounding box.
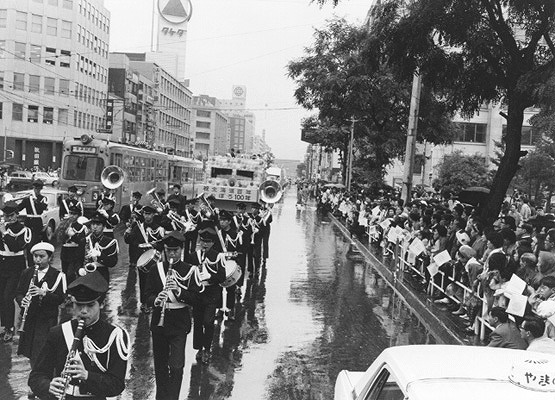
[347,116,357,192]
[3,127,6,162]
[401,72,422,204]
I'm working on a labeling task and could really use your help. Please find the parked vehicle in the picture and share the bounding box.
[32,171,59,186]
[6,171,34,190]
[334,345,555,400]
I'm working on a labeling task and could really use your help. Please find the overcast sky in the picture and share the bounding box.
[104,0,372,161]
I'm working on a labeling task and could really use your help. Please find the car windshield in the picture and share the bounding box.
[62,155,104,181]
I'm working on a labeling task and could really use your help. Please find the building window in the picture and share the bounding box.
[43,107,54,124]
[454,122,487,143]
[44,77,55,95]
[29,75,40,93]
[0,10,7,28]
[61,20,71,39]
[28,105,39,122]
[16,11,27,30]
[59,79,69,96]
[60,49,70,68]
[15,42,26,60]
[30,44,41,62]
[0,72,3,89]
[63,0,73,9]
[47,17,57,36]
[48,0,58,5]
[196,121,211,129]
[13,104,23,121]
[501,125,542,146]
[13,73,25,91]
[0,103,2,119]
[31,14,42,33]
[197,110,211,118]
[58,108,68,125]
[45,47,56,66]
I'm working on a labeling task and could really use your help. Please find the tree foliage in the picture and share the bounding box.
[288,17,455,185]
[433,151,491,195]
[356,0,555,224]
[512,140,555,201]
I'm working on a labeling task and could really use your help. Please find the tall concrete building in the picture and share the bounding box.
[123,53,192,156]
[0,0,110,169]
[150,0,192,81]
[191,95,229,157]
[108,53,156,146]
[219,85,258,154]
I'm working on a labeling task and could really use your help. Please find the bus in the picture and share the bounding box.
[59,135,204,214]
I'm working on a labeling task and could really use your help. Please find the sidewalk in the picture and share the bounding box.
[329,212,479,346]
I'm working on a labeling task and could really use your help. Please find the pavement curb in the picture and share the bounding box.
[328,213,466,346]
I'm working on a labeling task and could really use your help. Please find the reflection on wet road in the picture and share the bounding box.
[1,189,440,400]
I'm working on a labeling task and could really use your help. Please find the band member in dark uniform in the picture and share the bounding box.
[167,184,186,213]
[183,199,200,254]
[86,213,118,283]
[60,206,88,283]
[145,231,192,400]
[97,197,119,239]
[249,203,264,274]
[233,202,253,278]
[219,210,242,320]
[124,206,164,313]
[59,186,83,220]
[119,191,143,226]
[184,223,226,364]
[0,201,32,342]
[17,242,66,370]
[259,203,273,265]
[159,199,183,232]
[18,180,48,265]
[28,271,129,400]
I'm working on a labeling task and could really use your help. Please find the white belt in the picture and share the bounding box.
[165,302,187,310]
[65,383,94,398]
[0,250,24,256]
[104,228,114,232]
[62,243,79,248]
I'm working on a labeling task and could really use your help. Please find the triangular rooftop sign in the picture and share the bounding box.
[162,0,188,18]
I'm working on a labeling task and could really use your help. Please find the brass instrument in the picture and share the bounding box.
[100,165,125,190]
[147,188,165,213]
[259,180,283,203]
[18,265,39,333]
[79,235,100,276]
[167,210,196,233]
[158,258,175,327]
[59,318,85,400]
[250,218,259,245]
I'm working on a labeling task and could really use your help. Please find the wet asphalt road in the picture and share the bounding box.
[1,189,439,400]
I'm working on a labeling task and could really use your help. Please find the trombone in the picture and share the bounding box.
[147,188,165,213]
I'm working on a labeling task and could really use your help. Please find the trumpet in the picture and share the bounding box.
[168,210,196,232]
[147,188,165,213]
[19,265,39,333]
[158,258,175,328]
[250,218,259,245]
[59,318,85,400]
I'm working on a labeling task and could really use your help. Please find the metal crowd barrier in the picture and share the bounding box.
[366,223,494,341]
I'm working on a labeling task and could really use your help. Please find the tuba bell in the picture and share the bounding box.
[101,165,125,190]
[259,180,283,203]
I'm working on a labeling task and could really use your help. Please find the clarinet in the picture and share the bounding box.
[59,318,85,400]
[157,258,175,327]
[18,265,39,333]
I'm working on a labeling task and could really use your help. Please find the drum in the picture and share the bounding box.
[137,249,160,273]
[221,259,241,288]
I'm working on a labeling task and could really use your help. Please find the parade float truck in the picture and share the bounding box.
[200,155,266,211]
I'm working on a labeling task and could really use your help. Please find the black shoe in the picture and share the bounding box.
[201,350,211,364]
[195,349,204,361]
[3,328,14,343]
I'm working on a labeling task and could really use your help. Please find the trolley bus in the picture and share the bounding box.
[59,135,204,214]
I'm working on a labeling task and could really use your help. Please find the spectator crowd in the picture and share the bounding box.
[316,184,555,355]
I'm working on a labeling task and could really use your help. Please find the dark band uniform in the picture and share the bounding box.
[87,214,118,283]
[183,200,200,254]
[249,204,264,273]
[17,242,66,366]
[233,204,253,276]
[0,202,32,335]
[60,207,87,283]
[145,232,192,400]
[260,207,273,262]
[28,272,129,400]
[183,226,225,359]
[18,181,48,264]
[98,198,120,238]
[220,210,243,315]
[59,186,84,219]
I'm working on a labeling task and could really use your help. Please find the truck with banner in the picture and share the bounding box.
[200,155,268,210]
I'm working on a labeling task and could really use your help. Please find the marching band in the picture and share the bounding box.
[0,176,276,399]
